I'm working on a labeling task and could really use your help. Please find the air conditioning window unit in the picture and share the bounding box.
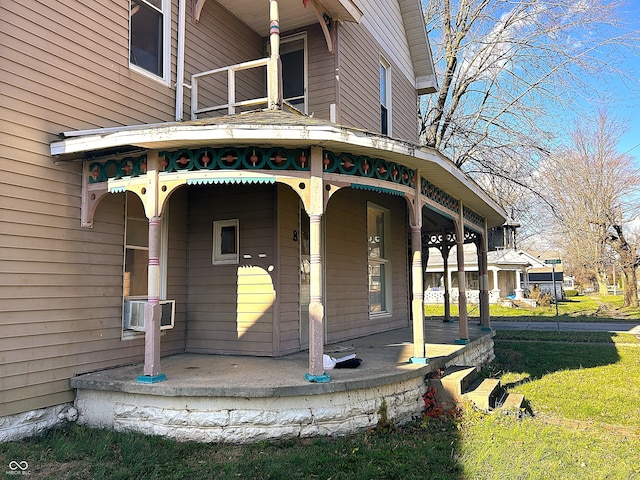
[124,299,175,331]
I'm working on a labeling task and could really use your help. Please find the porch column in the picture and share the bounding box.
[455,209,469,343]
[305,146,329,382]
[515,270,523,299]
[442,231,452,322]
[139,151,165,383]
[492,269,500,299]
[268,0,283,109]
[479,225,491,330]
[410,225,427,362]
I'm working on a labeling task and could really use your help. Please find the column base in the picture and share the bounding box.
[442,318,455,323]
[305,373,330,383]
[137,374,167,384]
[481,327,493,332]
[455,338,470,345]
[408,357,430,364]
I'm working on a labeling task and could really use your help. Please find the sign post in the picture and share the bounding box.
[545,259,562,332]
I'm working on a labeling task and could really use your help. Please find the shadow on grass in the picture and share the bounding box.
[0,420,465,480]
[491,332,621,390]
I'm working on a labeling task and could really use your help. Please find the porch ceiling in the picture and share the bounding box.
[215,0,363,36]
[50,110,507,228]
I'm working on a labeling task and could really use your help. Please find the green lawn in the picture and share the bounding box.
[425,293,640,321]
[2,297,639,479]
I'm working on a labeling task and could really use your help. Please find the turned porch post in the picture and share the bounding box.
[455,204,469,343]
[140,151,165,382]
[305,146,328,382]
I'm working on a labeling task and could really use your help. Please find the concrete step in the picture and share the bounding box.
[428,366,478,409]
[497,393,528,416]
[462,378,503,411]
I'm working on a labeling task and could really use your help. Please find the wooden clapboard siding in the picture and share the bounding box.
[324,189,409,343]
[391,69,420,142]
[359,0,416,90]
[162,188,190,353]
[181,1,265,118]
[336,19,420,142]
[277,185,303,355]
[305,24,337,121]
[185,185,276,355]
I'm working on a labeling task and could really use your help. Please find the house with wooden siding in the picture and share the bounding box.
[1,0,507,441]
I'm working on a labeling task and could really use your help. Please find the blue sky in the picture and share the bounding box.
[594,0,640,158]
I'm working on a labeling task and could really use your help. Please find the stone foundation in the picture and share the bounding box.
[75,376,427,443]
[0,404,77,442]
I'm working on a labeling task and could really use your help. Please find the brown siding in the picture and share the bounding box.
[276,185,303,355]
[185,185,276,355]
[182,1,265,117]
[336,22,419,143]
[0,0,273,418]
[325,189,409,343]
[305,24,337,121]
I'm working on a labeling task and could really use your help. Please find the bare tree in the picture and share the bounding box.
[541,110,640,306]
[421,0,640,223]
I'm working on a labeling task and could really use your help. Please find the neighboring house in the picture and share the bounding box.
[425,245,547,304]
[1,0,507,440]
[425,244,565,303]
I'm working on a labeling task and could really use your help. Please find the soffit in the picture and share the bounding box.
[398,0,437,94]
[213,0,363,36]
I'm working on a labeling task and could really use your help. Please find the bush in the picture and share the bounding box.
[564,289,579,297]
[528,287,554,307]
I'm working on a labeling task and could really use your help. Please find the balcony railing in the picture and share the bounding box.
[190,58,271,119]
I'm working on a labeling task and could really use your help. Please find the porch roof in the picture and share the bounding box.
[50,110,507,227]
[213,0,363,35]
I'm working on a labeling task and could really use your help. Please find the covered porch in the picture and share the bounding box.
[70,318,495,443]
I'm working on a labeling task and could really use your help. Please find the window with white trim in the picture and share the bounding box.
[212,219,239,264]
[122,192,168,335]
[379,59,391,135]
[368,203,391,314]
[129,0,170,82]
[281,34,308,113]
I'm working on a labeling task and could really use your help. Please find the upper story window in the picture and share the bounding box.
[281,34,307,113]
[129,0,170,82]
[379,59,391,135]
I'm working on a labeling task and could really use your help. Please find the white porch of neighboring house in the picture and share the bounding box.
[424,245,546,305]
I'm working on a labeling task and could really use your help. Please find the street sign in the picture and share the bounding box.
[545,259,561,265]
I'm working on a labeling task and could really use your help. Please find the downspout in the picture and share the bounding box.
[175,0,187,121]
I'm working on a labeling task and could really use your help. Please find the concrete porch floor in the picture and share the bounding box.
[70,319,495,443]
[71,319,493,396]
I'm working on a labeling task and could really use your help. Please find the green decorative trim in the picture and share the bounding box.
[463,207,484,228]
[421,178,459,213]
[351,183,404,196]
[186,177,275,185]
[87,147,417,199]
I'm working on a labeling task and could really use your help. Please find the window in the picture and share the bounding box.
[124,192,149,299]
[122,192,168,335]
[213,219,239,264]
[281,34,307,113]
[368,203,391,314]
[379,59,391,135]
[129,0,169,81]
